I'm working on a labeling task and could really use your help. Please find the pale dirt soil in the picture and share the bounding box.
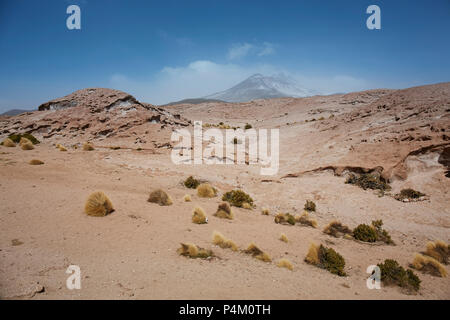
[0,83,449,299]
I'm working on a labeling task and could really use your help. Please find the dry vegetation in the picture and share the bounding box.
[192,207,208,224]
[148,189,173,206]
[212,231,238,251]
[84,191,114,217]
[214,202,234,220]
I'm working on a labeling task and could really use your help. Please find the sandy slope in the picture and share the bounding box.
[0,83,449,299]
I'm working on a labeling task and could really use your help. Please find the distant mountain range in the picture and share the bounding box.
[203,73,316,103]
[1,109,32,116]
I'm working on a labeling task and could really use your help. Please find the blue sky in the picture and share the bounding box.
[0,0,449,111]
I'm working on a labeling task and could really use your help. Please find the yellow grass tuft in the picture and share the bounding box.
[242,202,252,210]
[295,211,318,228]
[83,142,94,151]
[192,207,208,224]
[244,242,272,262]
[21,142,34,150]
[412,253,447,277]
[261,208,269,215]
[212,231,238,251]
[305,243,320,265]
[58,145,67,151]
[197,183,217,198]
[177,243,213,259]
[29,159,44,165]
[424,240,449,265]
[148,189,173,206]
[84,191,114,217]
[183,194,192,202]
[19,137,32,146]
[2,138,16,147]
[277,258,294,271]
[280,233,289,243]
[214,202,234,219]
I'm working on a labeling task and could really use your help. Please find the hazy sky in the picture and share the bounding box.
[0,0,449,111]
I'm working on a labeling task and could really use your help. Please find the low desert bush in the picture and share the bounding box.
[353,220,393,244]
[184,176,200,189]
[2,138,16,147]
[243,242,271,262]
[411,254,447,277]
[424,240,449,264]
[280,233,288,243]
[19,137,32,146]
[197,183,217,198]
[323,220,352,238]
[395,188,425,201]
[21,142,34,150]
[242,202,252,210]
[244,123,252,130]
[9,133,39,145]
[183,194,192,202]
[261,208,269,215]
[29,159,44,165]
[212,231,238,251]
[274,213,296,225]
[371,220,394,244]
[58,145,67,151]
[345,173,390,192]
[304,200,316,212]
[295,211,318,228]
[109,146,121,150]
[177,243,213,259]
[83,142,94,151]
[192,207,208,224]
[305,243,346,276]
[377,259,420,292]
[277,258,293,271]
[222,189,253,207]
[148,189,173,206]
[84,191,114,217]
[214,202,234,219]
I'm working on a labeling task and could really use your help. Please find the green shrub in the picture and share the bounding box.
[378,259,420,292]
[184,176,200,189]
[286,213,296,225]
[345,173,390,191]
[222,189,254,207]
[372,220,394,244]
[244,123,252,130]
[318,245,346,276]
[395,188,425,201]
[304,200,316,212]
[353,224,377,242]
[8,133,40,145]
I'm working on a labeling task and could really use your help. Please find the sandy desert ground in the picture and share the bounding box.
[0,83,449,299]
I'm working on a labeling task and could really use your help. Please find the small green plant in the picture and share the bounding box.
[184,176,200,189]
[318,245,346,276]
[222,189,253,207]
[304,200,316,212]
[378,259,420,292]
[345,173,390,192]
[372,220,394,244]
[8,133,40,145]
[353,224,377,242]
[395,188,425,201]
[244,123,252,130]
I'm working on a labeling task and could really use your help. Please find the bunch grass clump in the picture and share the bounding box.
[411,254,447,277]
[277,258,293,271]
[58,145,67,151]
[304,200,316,212]
[279,233,288,243]
[242,202,252,210]
[345,173,390,192]
[243,243,271,262]
[148,189,173,206]
[183,194,192,202]
[84,191,114,217]
[83,142,94,151]
[184,176,200,189]
[2,138,16,147]
[29,159,44,165]
[214,202,234,220]
[192,207,208,224]
[395,188,426,201]
[212,231,238,251]
[21,142,34,150]
[177,243,213,259]
[261,208,269,215]
[9,133,39,145]
[424,240,449,264]
[222,189,253,207]
[323,220,352,238]
[197,183,217,198]
[274,213,296,225]
[378,259,421,292]
[295,211,318,228]
[305,243,346,276]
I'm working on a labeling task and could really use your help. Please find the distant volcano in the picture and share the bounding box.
[203,73,316,102]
